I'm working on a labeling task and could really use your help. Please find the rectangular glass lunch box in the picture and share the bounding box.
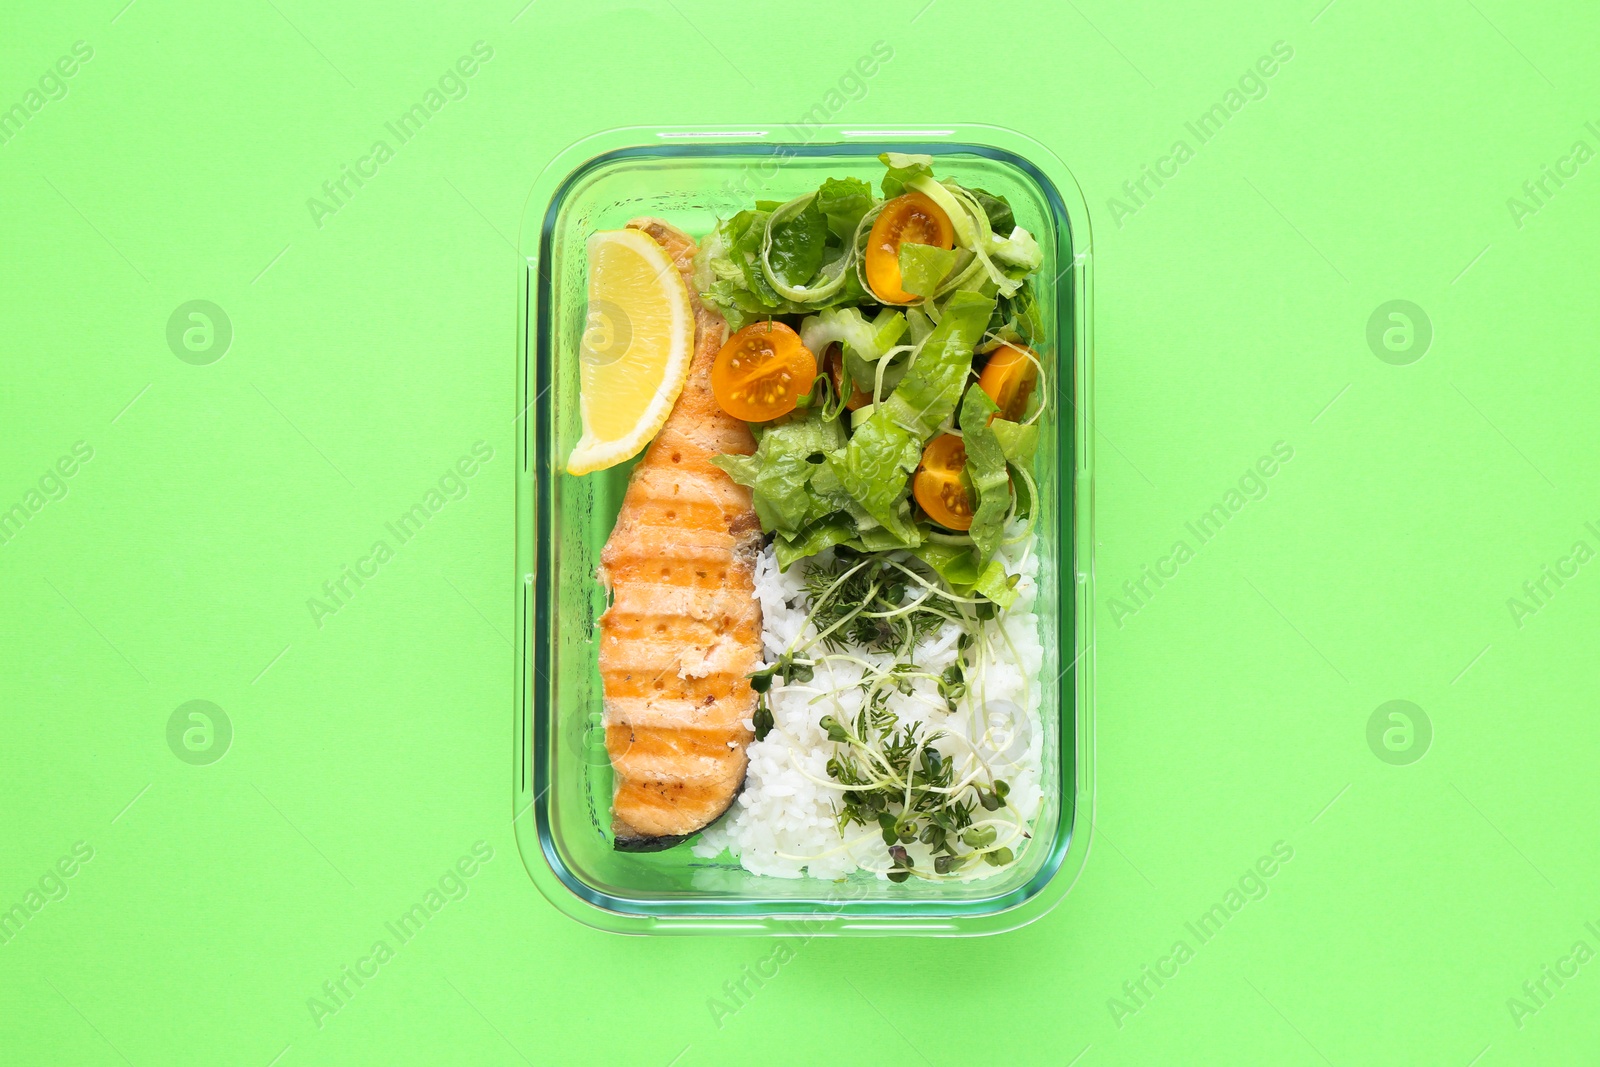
[513,125,1095,935]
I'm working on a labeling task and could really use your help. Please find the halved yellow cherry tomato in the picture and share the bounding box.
[825,344,872,411]
[711,321,817,422]
[978,343,1039,422]
[913,433,974,531]
[865,192,956,304]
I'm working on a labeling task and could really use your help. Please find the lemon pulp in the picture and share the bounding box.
[566,228,695,475]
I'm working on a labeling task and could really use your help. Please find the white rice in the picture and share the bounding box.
[693,525,1046,880]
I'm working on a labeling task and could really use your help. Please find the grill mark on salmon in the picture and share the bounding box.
[596,217,761,850]
[602,695,750,731]
[601,608,760,652]
[602,671,751,704]
[606,585,756,627]
[606,724,748,781]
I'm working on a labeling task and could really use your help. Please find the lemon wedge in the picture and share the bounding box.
[566,228,696,475]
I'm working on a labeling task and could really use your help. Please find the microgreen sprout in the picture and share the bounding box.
[823,700,1015,879]
[744,547,1030,880]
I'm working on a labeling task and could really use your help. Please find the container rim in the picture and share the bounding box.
[512,124,1096,936]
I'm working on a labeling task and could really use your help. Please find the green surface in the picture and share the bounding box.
[2,0,1596,1063]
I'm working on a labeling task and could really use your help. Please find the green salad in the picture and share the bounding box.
[694,153,1047,606]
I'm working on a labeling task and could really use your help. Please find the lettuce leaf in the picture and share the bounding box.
[908,176,979,249]
[879,152,935,198]
[989,224,1043,271]
[958,385,1011,567]
[799,306,907,366]
[987,280,1042,348]
[692,154,1052,578]
[729,210,781,304]
[909,546,1017,609]
[1012,462,1033,517]
[882,290,993,437]
[766,198,827,291]
[827,415,925,547]
[713,411,845,537]
[804,457,854,518]
[968,188,1015,235]
[908,178,1038,297]
[853,498,917,551]
[905,304,935,345]
[974,559,1019,609]
[898,243,958,299]
[815,177,874,241]
[799,304,909,397]
[694,209,783,327]
[697,204,866,328]
[910,543,981,587]
[845,349,889,395]
[693,212,752,309]
[775,514,859,570]
[990,417,1038,466]
[828,291,995,547]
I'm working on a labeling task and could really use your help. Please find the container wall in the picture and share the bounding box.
[514,128,1095,935]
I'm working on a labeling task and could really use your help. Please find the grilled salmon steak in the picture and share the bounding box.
[596,218,762,851]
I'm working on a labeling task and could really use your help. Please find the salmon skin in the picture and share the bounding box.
[596,217,762,852]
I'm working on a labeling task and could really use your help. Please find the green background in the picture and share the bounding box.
[3,0,1596,1063]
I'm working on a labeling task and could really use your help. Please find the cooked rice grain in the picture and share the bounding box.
[693,529,1045,880]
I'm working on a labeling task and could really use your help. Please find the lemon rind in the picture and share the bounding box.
[565,229,696,476]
